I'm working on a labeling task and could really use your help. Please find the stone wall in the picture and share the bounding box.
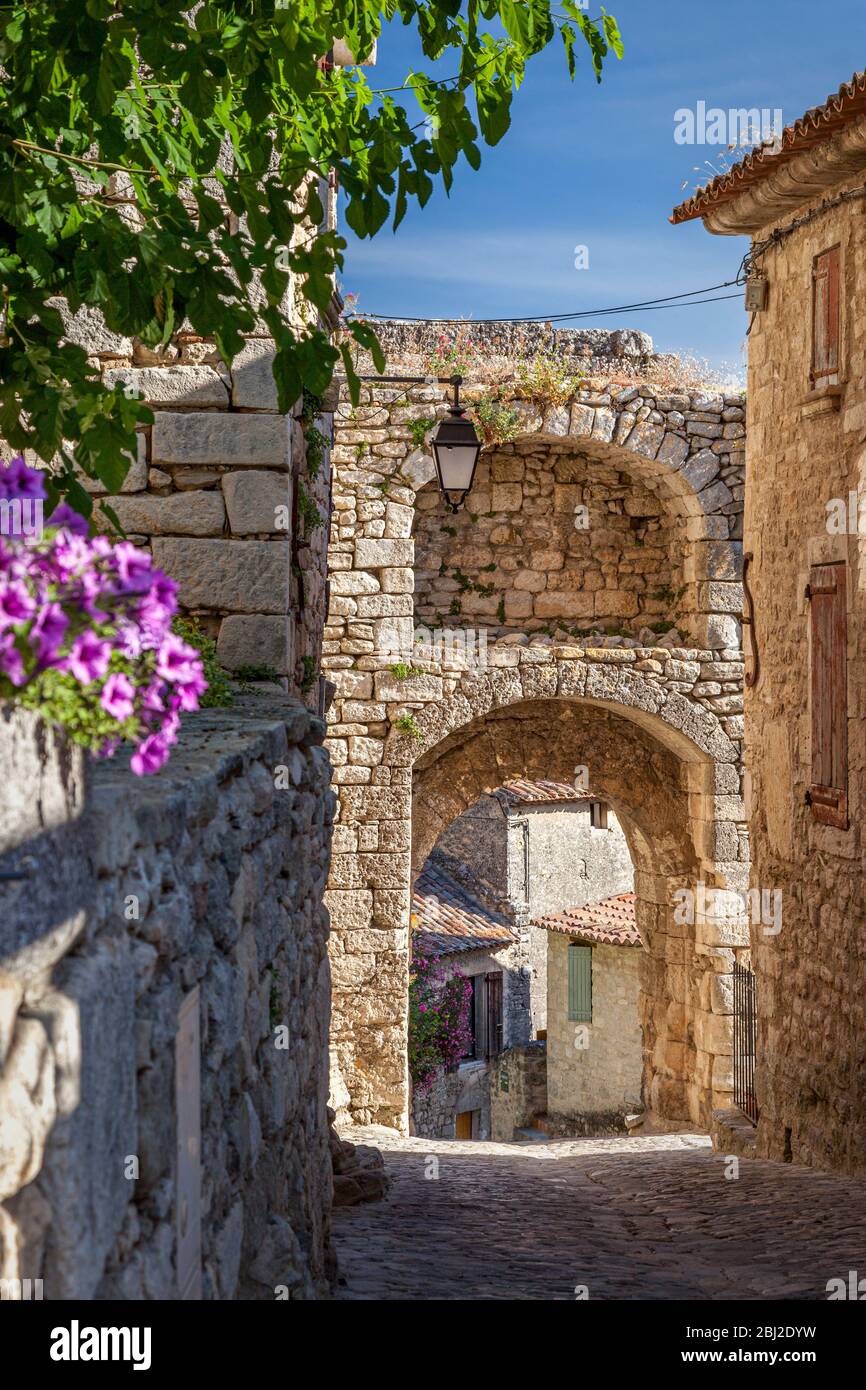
[324,325,748,1135]
[59,326,334,704]
[741,170,866,1172]
[0,697,334,1299]
[545,935,643,1120]
[489,1043,548,1142]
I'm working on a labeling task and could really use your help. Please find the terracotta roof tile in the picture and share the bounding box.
[532,892,640,947]
[411,862,517,957]
[671,70,866,224]
[500,778,592,806]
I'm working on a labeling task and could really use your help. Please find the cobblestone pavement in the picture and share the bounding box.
[332,1129,866,1301]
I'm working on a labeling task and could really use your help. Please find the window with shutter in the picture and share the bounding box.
[811,246,841,386]
[485,972,503,1057]
[807,561,848,829]
[567,943,592,1022]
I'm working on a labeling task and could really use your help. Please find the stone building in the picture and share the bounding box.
[430,778,633,1030]
[323,323,748,1136]
[410,781,639,1138]
[672,71,866,1173]
[409,862,521,1140]
[535,893,643,1130]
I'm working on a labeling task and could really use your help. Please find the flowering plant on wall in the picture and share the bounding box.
[408,939,474,1094]
[426,326,481,380]
[0,457,206,774]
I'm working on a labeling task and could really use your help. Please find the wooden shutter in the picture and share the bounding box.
[811,247,841,385]
[807,561,848,828]
[567,944,592,1022]
[485,972,503,1057]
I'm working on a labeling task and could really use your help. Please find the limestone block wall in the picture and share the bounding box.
[545,934,643,1120]
[62,331,333,705]
[0,698,334,1299]
[744,172,866,1172]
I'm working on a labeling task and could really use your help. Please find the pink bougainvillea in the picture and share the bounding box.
[0,457,206,773]
[408,942,474,1094]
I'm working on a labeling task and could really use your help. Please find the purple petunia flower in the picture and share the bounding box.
[0,580,35,631]
[29,602,69,666]
[0,456,47,502]
[0,632,26,685]
[130,733,170,776]
[66,631,112,685]
[47,502,90,538]
[99,671,136,721]
[112,541,154,594]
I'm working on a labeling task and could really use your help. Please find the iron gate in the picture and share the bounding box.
[733,960,758,1125]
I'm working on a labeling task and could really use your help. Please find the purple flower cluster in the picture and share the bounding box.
[0,457,207,774]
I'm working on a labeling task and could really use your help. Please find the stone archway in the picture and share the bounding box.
[326,642,748,1132]
[324,331,747,1135]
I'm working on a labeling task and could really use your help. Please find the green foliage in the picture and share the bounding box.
[517,352,582,409]
[297,479,323,533]
[300,655,318,693]
[235,663,280,684]
[496,597,506,623]
[17,651,140,754]
[408,416,436,448]
[389,662,423,680]
[0,3,619,515]
[394,712,423,741]
[303,426,330,480]
[473,395,521,445]
[171,615,234,708]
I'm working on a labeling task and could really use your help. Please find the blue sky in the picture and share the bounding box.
[341,1,863,375]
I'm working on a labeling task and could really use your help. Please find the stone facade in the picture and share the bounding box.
[324,330,748,1138]
[431,789,633,1031]
[675,93,866,1171]
[545,934,642,1123]
[0,699,334,1299]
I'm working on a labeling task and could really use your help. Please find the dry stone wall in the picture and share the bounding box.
[0,698,334,1300]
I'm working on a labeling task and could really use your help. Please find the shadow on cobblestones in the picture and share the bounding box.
[331,1130,866,1300]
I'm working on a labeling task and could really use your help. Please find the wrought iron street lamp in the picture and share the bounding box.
[358,371,482,512]
[429,376,482,513]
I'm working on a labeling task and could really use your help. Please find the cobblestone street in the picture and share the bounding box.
[332,1130,866,1301]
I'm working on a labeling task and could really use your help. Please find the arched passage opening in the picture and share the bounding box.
[409,692,728,1129]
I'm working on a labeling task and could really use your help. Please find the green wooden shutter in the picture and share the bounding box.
[567,943,592,1022]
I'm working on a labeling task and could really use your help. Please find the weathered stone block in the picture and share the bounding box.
[216,615,291,674]
[355,538,413,569]
[230,339,279,410]
[151,539,289,613]
[99,491,225,537]
[153,412,289,467]
[222,469,289,534]
[103,366,228,407]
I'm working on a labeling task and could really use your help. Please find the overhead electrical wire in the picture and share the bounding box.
[344,277,746,326]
